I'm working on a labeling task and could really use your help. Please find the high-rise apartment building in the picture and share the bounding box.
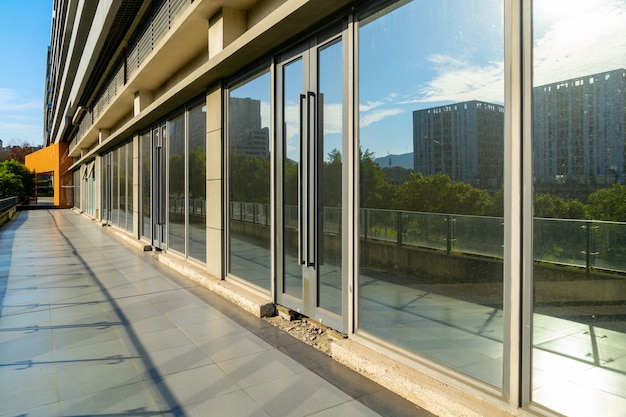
[533,68,626,193]
[229,97,269,158]
[413,100,504,191]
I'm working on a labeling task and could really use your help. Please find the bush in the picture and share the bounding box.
[0,160,35,201]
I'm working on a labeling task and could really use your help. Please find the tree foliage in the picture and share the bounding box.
[0,160,35,200]
[0,143,38,164]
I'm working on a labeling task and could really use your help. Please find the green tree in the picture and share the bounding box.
[586,184,626,221]
[0,160,35,200]
[0,171,25,199]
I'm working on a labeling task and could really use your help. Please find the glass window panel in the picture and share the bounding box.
[127,142,134,232]
[318,39,343,315]
[112,148,119,226]
[168,113,186,254]
[282,58,303,298]
[119,144,127,230]
[102,155,109,222]
[188,102,206,263]
[141,131,151,239]
[358,0,505,387]
[228,70,272,290]
[531,1,626,415]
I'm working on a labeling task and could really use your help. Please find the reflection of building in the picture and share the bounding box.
[229,97,269,157]
[533,68,626,190]
[413,100,504,191]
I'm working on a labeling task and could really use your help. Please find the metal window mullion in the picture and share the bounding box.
[520,0,535,409]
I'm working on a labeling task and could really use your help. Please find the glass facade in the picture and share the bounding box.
[357,0,505,387]
[166,102,207,261]
[188,103,207,263]
[531,1,626,415]
[227,70,272,290]
[103,141,133,233]
[68,1,626,414]
[141,130,151,240]
[168,112,186,254]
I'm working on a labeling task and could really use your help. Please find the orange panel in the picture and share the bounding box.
[25,143,73,208]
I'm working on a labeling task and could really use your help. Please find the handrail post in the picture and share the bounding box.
[586,221,591,272]
[364,209,369,241]
[397,211,403,246]
[446,214,452,254]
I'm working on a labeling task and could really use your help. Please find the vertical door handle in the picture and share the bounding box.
[299,94,306,265]
[307,91,317,267]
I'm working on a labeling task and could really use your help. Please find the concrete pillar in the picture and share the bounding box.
[205,85,224,279]
[208,7,247,59]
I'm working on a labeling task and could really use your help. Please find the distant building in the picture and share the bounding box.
[533,68,626,190]
[229,97,269,158]
[413,100,504,191]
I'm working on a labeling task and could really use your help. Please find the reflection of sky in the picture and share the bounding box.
[359,0,505,159]
[230,0,626,161]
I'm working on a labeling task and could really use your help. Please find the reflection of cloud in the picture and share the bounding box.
[260,101,270,128]
[323,103,343,134]
[533,1,626,86]
[360,100,384,112]
[360,108,405,127]
[413,58,504,104]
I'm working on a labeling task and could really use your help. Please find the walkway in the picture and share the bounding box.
[0,209,432,417]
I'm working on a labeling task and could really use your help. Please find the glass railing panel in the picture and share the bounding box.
[323,207,342,234]
[362,208,398,244]
[454,215,504,258]
[534,218,587,268]
[401,211,449,251]
[591,221,626,272]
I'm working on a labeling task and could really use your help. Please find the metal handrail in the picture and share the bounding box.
[0,196,19,213]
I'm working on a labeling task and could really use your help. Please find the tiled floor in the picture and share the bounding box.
[0,210,432,417]
[230,231,626,417]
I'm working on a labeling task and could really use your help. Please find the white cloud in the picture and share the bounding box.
[0,88,41,111]
[0,88,43,144]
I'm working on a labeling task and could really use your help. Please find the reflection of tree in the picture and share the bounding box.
[393,173,490,215]
[169,151,185,197]
[587,184,626,221]
[230,152,270,204]
[189,145,206,198]
[322,149,342,207]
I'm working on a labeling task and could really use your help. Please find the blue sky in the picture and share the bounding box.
[0,0,53,147]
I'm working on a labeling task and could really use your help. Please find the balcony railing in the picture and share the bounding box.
[230,202,626,274]
[0,196,19,213]
[70,0,191,154]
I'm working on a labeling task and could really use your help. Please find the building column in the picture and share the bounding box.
[205,85,224,278]
[208,7,247,59]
